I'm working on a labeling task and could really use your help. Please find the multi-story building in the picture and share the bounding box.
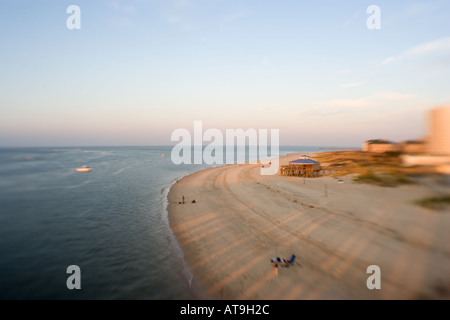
[428,106,450,155]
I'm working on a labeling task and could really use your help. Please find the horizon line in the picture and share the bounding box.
[0,145,362,149]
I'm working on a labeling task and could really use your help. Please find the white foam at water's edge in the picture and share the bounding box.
[159,177,194,289]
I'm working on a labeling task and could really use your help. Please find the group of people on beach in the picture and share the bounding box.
[270,255,296,276]
[180,195,196,204]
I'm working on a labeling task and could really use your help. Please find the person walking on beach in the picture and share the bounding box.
[182,195,185,204]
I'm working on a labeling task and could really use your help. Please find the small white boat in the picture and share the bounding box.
[76,165,92,172]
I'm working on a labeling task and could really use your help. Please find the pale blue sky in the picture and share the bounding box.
[1,0,449,147]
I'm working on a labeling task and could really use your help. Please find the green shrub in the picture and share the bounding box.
[354,171,413,187]
[415,196,450,211]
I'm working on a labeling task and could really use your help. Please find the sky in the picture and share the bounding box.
[0,0,449,147]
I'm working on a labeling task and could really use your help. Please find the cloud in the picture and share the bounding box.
[380,57,397,66]
[317,99,370,108]
[220,8,249,31]
[105,0,135,14]
[339,82,365,89]
[373,92,417,101]
[338,69,351,75]
[343,11,362,27]
[299,98,370,117]
[221,9,248,23]
[165,14,181,25]
[404,2,441,17]
[160,0,197,31]
[381,37,450,66]
[300,91,418,118]
[173,0,192,9]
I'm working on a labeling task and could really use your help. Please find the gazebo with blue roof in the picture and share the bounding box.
[280,154,322,177]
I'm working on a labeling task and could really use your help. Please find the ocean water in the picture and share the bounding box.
[0,146,355,299]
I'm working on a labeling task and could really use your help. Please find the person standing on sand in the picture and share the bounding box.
[182,195,185,204]
[271,259,279,276]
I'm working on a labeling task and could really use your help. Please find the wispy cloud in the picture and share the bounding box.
[160,0,197,32]
[165,14,181,25]
[315,98,370,109]
[221,9,248,23]
[338,69,352,76]
[300,98,370,117]
[343,11,362,27]
[172,0,192,9]
[373,92,418,101]
[339,82,365,89]
[381,37,450,66]
[404,2,442,17]
[220,8,249,31]
[105,0,136,14]
[300,91,418,117]
[103,0,136,27]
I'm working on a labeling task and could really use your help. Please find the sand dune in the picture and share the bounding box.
[168,154,450,299]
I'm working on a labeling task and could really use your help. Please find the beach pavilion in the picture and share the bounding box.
[280,155,322,177]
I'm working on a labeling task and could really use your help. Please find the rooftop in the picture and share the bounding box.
[366,139,394,145]
[289,159,320,164]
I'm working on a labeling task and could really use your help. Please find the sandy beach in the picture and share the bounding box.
[168,153,450,299]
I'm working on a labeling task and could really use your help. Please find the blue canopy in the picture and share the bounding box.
[289,159,320,164]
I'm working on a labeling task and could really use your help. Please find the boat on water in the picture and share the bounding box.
[76,165,92,172]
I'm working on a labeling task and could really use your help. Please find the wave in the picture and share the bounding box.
[159,176,194,288]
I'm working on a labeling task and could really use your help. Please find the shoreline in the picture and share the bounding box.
[164,169,217,300]
[168,152,450,299]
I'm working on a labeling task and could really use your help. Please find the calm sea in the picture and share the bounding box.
[0,146,355,299]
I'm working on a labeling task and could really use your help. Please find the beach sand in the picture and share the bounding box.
[168,154,450,299]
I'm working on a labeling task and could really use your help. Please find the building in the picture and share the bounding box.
[280,155,322,177]
[398,139,427,154]
[428,106,450,155]
[363,139,427,154]
[363,139,399,153]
